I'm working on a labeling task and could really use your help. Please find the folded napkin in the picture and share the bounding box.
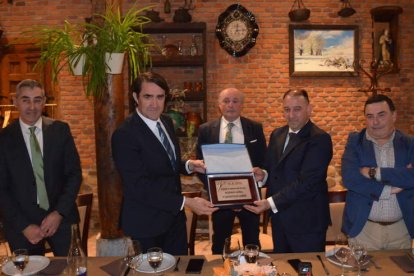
[39,259,67,275]
[100,258,128,276]
[390,255,414,273]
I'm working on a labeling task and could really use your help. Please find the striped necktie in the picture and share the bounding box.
[156,122,176,169]
[224,122,234,144]
[29,126,49,210]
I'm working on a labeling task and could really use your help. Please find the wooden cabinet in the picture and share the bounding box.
[0,43,56,127]
[142,22,207,139]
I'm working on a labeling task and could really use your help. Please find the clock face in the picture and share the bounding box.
[216,4,259,57]
[226,20,248,41]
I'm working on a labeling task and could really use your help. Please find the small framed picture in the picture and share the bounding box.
[289,24,359,77]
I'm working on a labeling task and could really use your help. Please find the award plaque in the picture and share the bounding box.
[201,144,260,208]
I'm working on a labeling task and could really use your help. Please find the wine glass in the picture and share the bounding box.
[334,234,350,276]
[351,242,367,276]
[223,237,241,266]
[244,244,259,264]
[125,240,142,271]
[0,223,9,269]
[12,249,29,273]
[147,247,163,274]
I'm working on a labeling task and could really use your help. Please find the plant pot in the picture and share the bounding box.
[105,52,125,74]
[70,54,86,76]
[289,8,310,22]
[166,109,186,136]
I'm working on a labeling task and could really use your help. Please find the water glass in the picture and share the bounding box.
[126,240,142,270]
[147,247,163,273]
[223,237,241,265]
[244,244,259,264]
[351,242,367,276]
[334,234,350,276]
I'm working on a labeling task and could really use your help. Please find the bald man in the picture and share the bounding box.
[196,88,266,253]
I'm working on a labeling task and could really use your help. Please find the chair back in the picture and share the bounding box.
[182,191,201,255]
[326,190,347,245]
[76,193,93,255]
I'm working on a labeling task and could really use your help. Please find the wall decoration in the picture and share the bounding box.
[289,24,359,77]
[215,4,259,57]
[370,6,402,73]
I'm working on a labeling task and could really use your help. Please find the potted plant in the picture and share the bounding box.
[30,4,153,98]
[83,4,153,96]
[30,21,88,82]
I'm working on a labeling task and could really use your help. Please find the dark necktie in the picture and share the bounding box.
[283,132,297,153]
[29,126,49,210]
[224,122,234,144]
[156,122,176,169]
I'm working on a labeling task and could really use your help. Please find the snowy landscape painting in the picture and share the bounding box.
[289,25,359,76]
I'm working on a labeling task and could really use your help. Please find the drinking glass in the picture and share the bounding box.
[334,234,350,276]
[351,242,367,276]
[0,222,9,269]
[147,247,163,274]
[125,240,142,271]
[244,244,259,264]
[223,237,241,266]
[12,249,29,273]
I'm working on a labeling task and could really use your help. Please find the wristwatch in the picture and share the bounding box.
[368,167,377,180]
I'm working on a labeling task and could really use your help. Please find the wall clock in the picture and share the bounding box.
[215,4,259,57]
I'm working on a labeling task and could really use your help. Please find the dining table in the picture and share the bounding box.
[2,249,413,275]
[53,249,414,275]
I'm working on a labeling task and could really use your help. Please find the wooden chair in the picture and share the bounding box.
[76,193,93,255]
[326,190,347,246]
[182,191,201,255]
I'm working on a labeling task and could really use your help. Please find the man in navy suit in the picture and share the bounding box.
[112,72,218,255]
[0,79,82,256]
[245,89,332,253]
[342,94,414,250]
[196,88,266,254]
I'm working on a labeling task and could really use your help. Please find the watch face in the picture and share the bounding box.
[216,4,259,57]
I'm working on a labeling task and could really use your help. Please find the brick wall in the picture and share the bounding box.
[1,0,413,233]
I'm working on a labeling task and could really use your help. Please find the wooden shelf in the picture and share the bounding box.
[141,22,207,34]
[151,55,204,67]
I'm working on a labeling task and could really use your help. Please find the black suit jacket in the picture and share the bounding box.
[112,112,187,238]
[0,117,81,238]
[196,116,266,169]
[265,120,333,234]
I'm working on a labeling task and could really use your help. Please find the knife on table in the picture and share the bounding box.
[317,254,330,275]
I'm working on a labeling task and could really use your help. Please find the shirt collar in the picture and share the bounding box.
[19,117,43,133]
[221,116,241,129]
[366,130,395,147]
[136,109,160,130]
[288,128,300,134]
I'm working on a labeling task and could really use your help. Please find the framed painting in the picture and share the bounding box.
[289,24,359,77]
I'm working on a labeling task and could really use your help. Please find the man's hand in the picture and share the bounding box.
[243,199,270,214]
[40,211,63,237]
[184,197,218,215]
[391,187,403,194]
[22,224,44,244]
[188,160,206,174]
[360,167,370,179]
[252,167,265,182]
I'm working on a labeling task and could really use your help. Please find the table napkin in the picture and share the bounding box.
[38,259,67,275]
[390,255,414,273]
[100,258,128,276]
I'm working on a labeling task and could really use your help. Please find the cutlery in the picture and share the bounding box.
[317,255,330,275]
[174,257,181,271]
[369,258,381,269]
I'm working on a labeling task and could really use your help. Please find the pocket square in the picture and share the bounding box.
[249,139,257,143]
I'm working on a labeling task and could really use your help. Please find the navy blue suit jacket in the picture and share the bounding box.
[112,112,187,238]
[264,120,332,234]
[0,117,81,242]
[341,129,414,237]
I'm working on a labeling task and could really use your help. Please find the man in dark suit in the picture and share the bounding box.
[196,87,266,254]
[245,89,332,253]
[111,72,218,255]
[0,79,82,256]
[342,94,414,250]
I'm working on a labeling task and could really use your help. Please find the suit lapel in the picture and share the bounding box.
[9,121,33,173]
[210,119,221,143]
